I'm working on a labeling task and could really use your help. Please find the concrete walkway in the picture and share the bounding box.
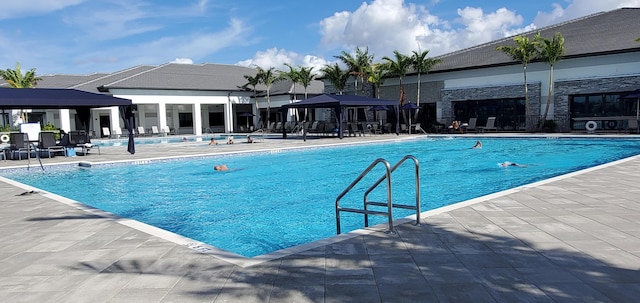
[0,134,639,302]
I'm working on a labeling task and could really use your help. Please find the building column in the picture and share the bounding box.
[193,102,202,136]
[224,103,231,133]
[60,109,71,132]
[158,102,167,130]
[109,106,121,130]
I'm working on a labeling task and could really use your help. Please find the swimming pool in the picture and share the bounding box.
[92,136,217,146]
[3,137,640,258]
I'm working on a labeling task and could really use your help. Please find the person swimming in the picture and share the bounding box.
[499,161,527,167]
[214,164,228,171]
[472,140,482,149]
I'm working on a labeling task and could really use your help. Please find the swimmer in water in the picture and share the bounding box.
[214,164,228,171]
[472,140,482,149]
[499,161,527,167]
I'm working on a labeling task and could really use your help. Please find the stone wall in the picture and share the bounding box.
[554,75,640,131]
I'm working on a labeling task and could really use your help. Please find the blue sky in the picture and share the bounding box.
[1,0,638,75]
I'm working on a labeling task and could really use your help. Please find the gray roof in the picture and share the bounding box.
[6,66,156,93]
[100,63,260,92]
[265,78,325,96]
[431,8,640,72]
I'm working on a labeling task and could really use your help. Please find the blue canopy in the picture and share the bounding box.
[281,94,399,139]
[283,94,399,109]
[0,88,136,154]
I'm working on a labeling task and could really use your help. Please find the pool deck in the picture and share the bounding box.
[1,133,639,302]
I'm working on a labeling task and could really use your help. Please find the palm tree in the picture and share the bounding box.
[536,32,565,131]
[0,62,42,123]
[334,46,373,95]
[0,62,41,88]
[410,50,441,107]
[283,63,301,102]
[256,66,283,127]
[496,35,539,131]
[367,63,389,98]
[297,66,315,100]
[320,63,349,94]
[242,73,261,128]
[382,50,412,104]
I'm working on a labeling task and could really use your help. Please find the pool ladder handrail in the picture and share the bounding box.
[335,155,420,235]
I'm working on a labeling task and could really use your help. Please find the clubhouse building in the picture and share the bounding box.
[2,7,639,135]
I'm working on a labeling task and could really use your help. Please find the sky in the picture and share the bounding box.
[1,0,639,75]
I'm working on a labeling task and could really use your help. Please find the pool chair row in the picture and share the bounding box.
[2,131,100,160]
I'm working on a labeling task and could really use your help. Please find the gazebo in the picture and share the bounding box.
[0,88,136,154]
[280,94,400,139]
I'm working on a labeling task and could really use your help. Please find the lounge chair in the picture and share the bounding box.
[400,124,408,134]
[307,121,319,134]
[465,118,478,133]
[628,119,639,134]
[478,117,497,132]
[151,126,160,136]
[112,127,123,139]
[7,133,35,160]
[38,132,66,158]
[137,126,148,137]
[101,127,111,138]
[371,123,382,135]
[161,126,171,136]
[413,123,427,134]
[349,122,362,136]
[69,130,100,155]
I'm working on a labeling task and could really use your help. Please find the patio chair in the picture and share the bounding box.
[161,126,171,136]
[465,118,478,133]
[371,123,382,135]
[112,127,123,139]
[38,132,66,158]
[151,126,160,136]
[413,123,427,134]
[137,126,148,137]
[400,124,408,134]
[307,121,319,134]
[69,130,100,155]
[478,117,497,132]
[348,122,362,136]
[7,133,35,160]
[628,119,639,134]
[101,127,111,138]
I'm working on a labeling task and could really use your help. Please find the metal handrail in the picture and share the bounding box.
[335,158,393,234]
[335,155,421,235]
[363,155,420,227]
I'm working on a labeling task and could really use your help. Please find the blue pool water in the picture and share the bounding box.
[3,137,640,257]
[93,135,227,147]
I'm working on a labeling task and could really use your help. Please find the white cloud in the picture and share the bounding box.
[0,0,85,20]
[315,0,536,61]
[237,48,329,73]
[171,58,194,64]
[533,0,640,27]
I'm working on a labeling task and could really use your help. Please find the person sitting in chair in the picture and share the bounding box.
[449,121,463,133]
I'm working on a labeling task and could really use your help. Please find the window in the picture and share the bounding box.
[179,113,193,127]
[452,98,526,130]
[570,93,625,118]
